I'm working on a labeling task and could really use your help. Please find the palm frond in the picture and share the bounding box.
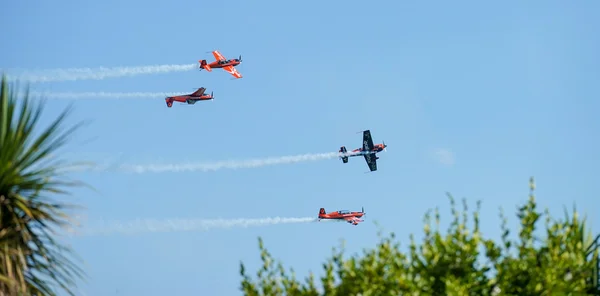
[0,74,90,295]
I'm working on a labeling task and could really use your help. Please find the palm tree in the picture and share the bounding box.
[0,74,89,295]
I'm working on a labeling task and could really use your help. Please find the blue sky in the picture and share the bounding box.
[2,0,600,295]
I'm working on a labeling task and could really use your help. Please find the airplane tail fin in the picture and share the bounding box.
[319,208,326,216]
[165,98,173,108]
[339,146,349,163]
[199,60,212,71]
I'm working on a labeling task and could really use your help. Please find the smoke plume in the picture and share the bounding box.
[31,91,189,99]
[60,151,362,174]
[5,63,197,82]
[115,151,353,173]
[74,216,318,236]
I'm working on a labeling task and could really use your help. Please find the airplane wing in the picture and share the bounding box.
[212,50,226,61]
[363,153,377,172]
[344,216,362,225]
[362,130,374,150]
[190,87,206,97]
[222,65,243,78]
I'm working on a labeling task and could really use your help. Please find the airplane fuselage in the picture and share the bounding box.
[347,143,386,157]
[165,95,213,107]
[318,208,365,225]
[338,130,385,171]
[168,95,212,102]
[319,213,364,220]
[319,214,364,225]
[207,59,240,69]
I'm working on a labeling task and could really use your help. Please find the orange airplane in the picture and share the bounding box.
[199,50,243,79]
[318,207,365,226]
[165,87,213,108]
[339,130,387,172]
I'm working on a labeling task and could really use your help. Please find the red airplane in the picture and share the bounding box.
[165,87,213,108]
[199,50,243,79]
[318,207,365,225]
[339,130,387,172]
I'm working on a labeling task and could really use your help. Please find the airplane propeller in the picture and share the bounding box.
[383,140,387,152]
[238,55,242,62]
[362,207,366,216]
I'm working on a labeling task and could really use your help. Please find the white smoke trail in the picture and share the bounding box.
[5,63,197,82]
[58,151,363,174]
[117,151,357,173]
[74,216,318,236]
[30,91,189,100]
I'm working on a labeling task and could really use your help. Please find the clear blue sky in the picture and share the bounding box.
[2,0,600,295]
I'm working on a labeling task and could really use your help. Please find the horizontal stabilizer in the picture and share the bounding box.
[199,60,212,72]
[339,146,349,163]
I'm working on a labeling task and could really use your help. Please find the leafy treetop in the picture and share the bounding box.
[240,177,599,296]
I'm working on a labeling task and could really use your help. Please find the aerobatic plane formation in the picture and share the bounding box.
[164,50,241,109]
[165,49,389,226]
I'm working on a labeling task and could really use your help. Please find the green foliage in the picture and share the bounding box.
[240,177,599,295]
[0,75,89,295]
